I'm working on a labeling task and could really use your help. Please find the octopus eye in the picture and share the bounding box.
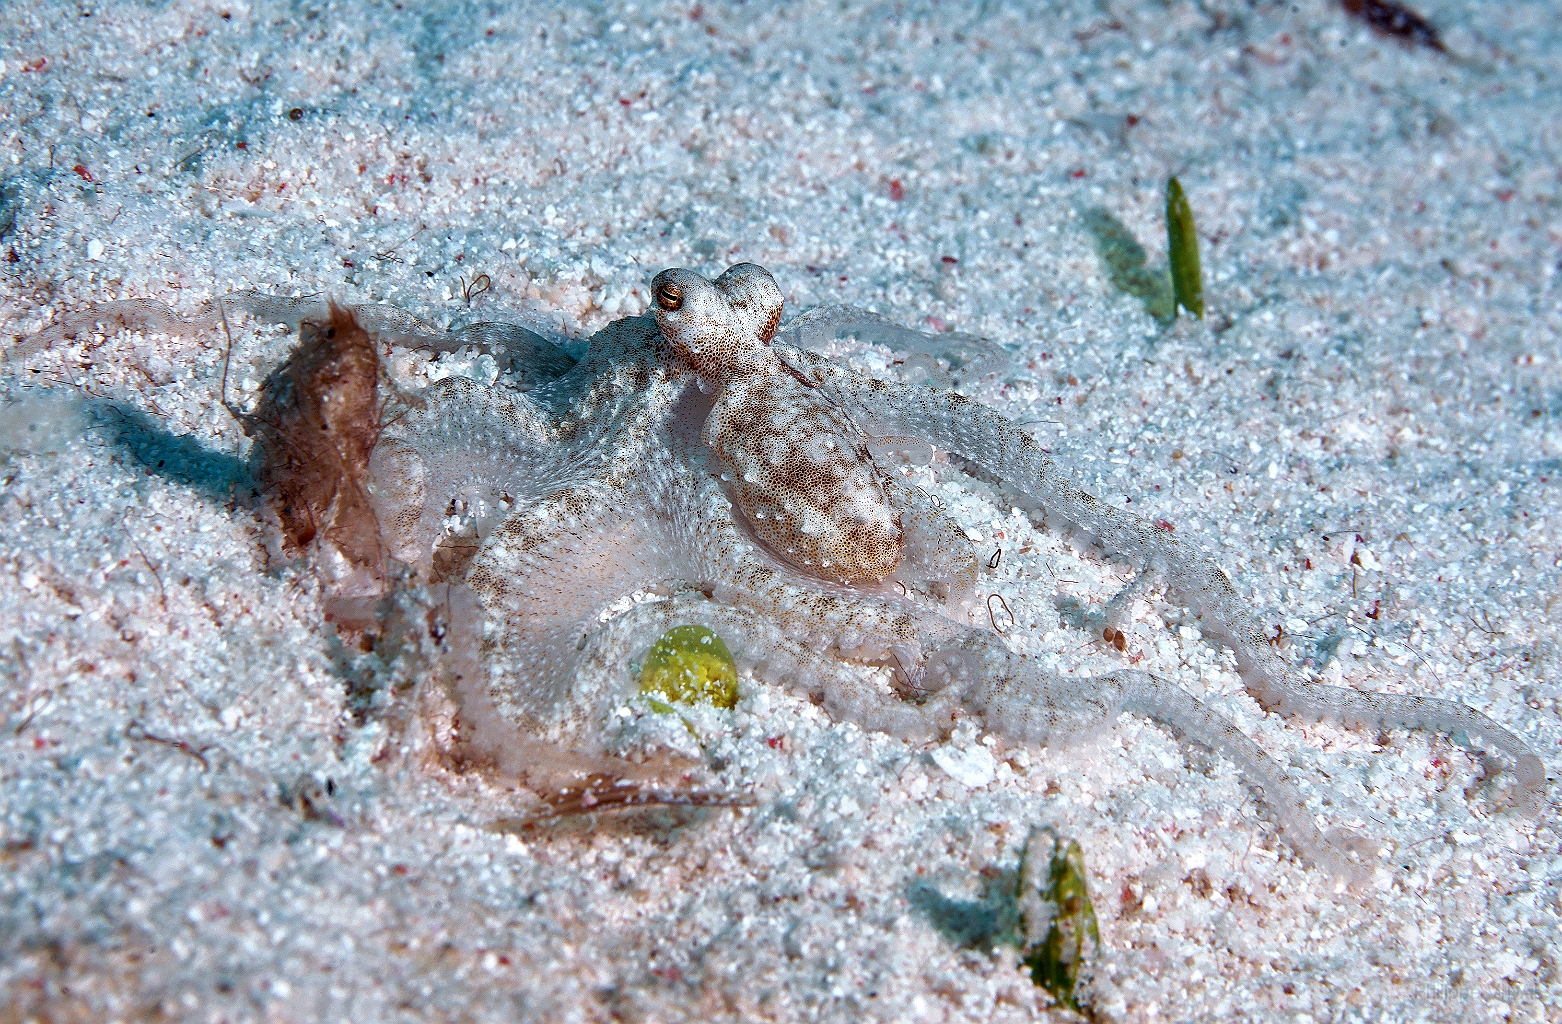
[655,282,683,311]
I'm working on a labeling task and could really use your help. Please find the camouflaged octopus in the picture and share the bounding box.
[354,262,1543,880]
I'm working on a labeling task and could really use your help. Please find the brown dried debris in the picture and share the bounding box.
[246,303,389,588]
[1341,0,1445,53]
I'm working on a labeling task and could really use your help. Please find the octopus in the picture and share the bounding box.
[218,261,1544,882]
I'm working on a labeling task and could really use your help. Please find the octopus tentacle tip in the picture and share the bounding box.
[1313,829,1381,893]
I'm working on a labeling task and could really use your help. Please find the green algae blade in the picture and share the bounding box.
[1166,177,1204,319]
[1020,831,1100,1013]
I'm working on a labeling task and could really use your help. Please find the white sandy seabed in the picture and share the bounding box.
[1,1,1560,1021]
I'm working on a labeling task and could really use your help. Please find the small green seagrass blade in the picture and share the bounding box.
[1166,176,1205,319]
[1020,832,1100,1013]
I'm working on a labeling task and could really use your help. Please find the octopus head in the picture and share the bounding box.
[650,263,784,383]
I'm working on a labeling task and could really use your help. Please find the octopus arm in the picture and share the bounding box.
[794,350,1545,804]
[463,484,680,764]
[371,376,564,577]
[654,456,1352,866]
[623,456,967,740]
[226,293,577,386]
[1108,670,1375,884]
[779,305,1008,385]
[940,635,1373,881]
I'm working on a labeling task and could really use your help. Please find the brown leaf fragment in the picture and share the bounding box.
[1341,0,1445,52]
[537,774,755,816]
[248,303,387,586]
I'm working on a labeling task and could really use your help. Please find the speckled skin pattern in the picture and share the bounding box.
[651,264,902,584]
[372,263,1545,882]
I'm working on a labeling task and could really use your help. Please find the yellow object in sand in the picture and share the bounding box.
[638,625,739,710]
